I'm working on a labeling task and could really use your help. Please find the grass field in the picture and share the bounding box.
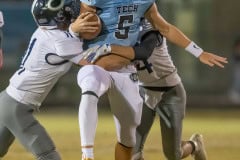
[4,108,240,160]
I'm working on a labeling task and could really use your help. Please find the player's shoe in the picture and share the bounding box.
[131,152,144,160]
[190,134,207,160]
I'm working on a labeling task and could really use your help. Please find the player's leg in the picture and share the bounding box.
[0,91,61,160]
[189,134,207,160]
[0,126,15,158]
[157,83,189,160]
[108,72,143,160]
[115,142,133,160]
[0,91,15,158]
[158,83,207,160]
[132,101,156,160]
[77,65,112,160]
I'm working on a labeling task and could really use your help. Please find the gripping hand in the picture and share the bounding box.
[82,44,111,63]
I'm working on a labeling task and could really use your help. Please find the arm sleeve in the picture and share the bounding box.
[132,30,163,60]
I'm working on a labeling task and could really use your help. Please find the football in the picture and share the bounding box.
[80,12,102,40]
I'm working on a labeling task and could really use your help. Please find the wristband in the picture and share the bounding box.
[185,41,203,58]
[68,24,79,37]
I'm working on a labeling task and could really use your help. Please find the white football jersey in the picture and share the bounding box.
[6,28,84,106]
[137,38,181,87]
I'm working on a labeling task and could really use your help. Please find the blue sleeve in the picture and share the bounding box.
[80,0,97,6]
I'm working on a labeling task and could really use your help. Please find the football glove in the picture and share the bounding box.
[82,44,111,63]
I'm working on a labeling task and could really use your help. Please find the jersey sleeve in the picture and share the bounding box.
[80,0,97,6]
[54,32,84,64]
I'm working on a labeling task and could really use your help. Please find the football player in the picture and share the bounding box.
[0,0,108,159]
[73,1,228,160]
[132,19,208,160]
[75,1,156,160]
[82,19,227,160]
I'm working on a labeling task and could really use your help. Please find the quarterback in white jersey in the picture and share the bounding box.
[0,0,107,160]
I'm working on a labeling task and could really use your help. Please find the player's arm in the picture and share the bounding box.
[78,32,162,71]
[145,3,228,68]
[111,31,162,61]
[77,45,132,71]
[81,30,163,64]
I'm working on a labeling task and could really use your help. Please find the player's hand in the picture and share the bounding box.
[71,12,100,34]
[82,44,112,63]
[199,51,228,68]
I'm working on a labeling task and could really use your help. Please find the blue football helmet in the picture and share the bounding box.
[31,0,80,28]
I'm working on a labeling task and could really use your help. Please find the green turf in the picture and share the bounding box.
[4,109,240,160]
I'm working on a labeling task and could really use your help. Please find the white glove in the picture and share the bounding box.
[82,44,111,63]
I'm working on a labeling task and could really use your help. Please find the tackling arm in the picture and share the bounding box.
[82,30,163,64]
[78,30,163,71]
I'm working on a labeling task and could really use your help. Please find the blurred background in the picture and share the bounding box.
[1,0,240,108]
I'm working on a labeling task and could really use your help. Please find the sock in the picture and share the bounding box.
[115,143,132,160]
[82,147,94,159]
[189,140,196,154]
[79,94,98,159]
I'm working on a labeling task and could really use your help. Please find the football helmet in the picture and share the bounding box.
[31,0,80,28]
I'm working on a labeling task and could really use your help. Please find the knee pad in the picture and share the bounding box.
[77,65,111,97]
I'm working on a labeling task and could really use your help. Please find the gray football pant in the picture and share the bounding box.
[0,91,61,160]
[134,83,186,160]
